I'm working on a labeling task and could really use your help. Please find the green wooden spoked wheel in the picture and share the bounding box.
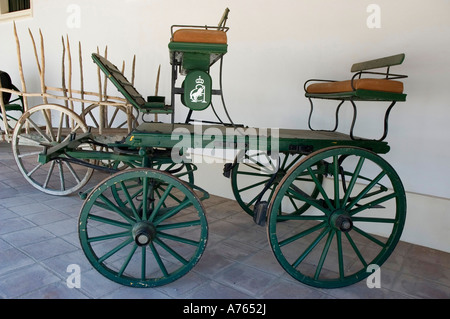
[12,104,93,196]
[231,151,321,217]
[79,168,208,287]
[267,146,406,288]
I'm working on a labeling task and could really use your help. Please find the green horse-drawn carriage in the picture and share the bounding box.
[10,9,407,289]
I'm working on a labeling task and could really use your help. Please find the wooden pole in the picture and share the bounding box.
[99,46,108,134]
[154,64,161,122]
[29,28,48,105]
[66,35,74,129]
[96,46,103,135]
[128,55,136,131]
[39,29,48,104]
[131,55,136,86]
[79,41,85,120]
[13,22,29,113]
[61,36,69,128]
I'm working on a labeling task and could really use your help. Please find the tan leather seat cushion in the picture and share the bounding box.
[307,79,404,94]
[172,29,227,44]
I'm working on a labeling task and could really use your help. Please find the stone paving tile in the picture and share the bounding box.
[184,281,253,299]
[20,237,79,261]
[0,264,61,298]
[213,263,279,297]
[0,248,35,276]
[19,282,90,299]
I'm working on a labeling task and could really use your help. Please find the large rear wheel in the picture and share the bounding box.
[267,146,406,288]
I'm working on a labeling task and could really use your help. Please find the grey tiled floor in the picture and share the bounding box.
[0,141,449,299]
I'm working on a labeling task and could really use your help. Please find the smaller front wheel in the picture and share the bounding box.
[79,168,208,287]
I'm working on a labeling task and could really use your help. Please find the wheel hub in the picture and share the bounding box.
[330,210,353,232]
[132,221,156,246]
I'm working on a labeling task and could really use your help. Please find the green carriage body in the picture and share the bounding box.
[12,8,408,290]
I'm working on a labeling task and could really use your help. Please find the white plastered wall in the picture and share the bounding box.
[0,0,449,252]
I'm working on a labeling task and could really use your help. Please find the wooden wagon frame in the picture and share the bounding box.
[0,23,142,143]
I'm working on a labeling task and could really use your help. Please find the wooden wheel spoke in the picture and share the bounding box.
[25,117,52,143]
[88,231,131,243]
[347,171,387,210]
[314,230,336,280]
[149,243,169,277]
[118,244,138,277]
[98,238,134,264]
[157,231,200,246]
[63,160,81,183]
[153,237,188,265]
[292,227,330,269]
[279,222,327,247]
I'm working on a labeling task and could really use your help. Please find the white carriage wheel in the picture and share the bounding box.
[12,104,94,196]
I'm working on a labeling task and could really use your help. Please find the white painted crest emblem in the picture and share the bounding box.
[190,76,207,103]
